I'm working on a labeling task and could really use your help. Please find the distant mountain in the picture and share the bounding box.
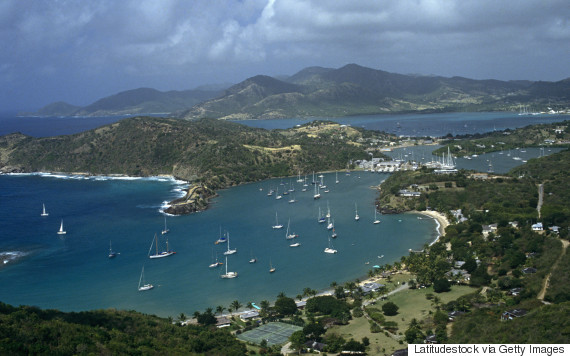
[180,64,570,120]
[31,87,225,117]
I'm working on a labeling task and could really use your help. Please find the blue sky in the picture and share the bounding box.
[1,0,568,111]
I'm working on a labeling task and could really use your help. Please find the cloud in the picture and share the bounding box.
[0,0,568,110]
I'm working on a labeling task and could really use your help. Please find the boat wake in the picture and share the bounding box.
[0,251,28,267]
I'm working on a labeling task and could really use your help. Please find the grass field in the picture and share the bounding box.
[237,322,302,346]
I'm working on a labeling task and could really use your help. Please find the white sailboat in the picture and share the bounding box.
[313,183,321,199]
[335,171,339,184]
[220,256,237,278]
[41,203,49,217]
[269,258,276,273]
[324,237,337,254]
[286,219,298,239]
[275,187,282,200]
[57,220,66,235]
[331,221,337,238]
[249,250,257,263]
[373,208,381,224]
[148,233,175,259]
[326,216,334,230]
[161,217,169,235]
[297,171,303,183]
[223,232,237,255]
[138,266,154,291]
[326,201,331,218]
[272,212,284,229]
[354,202,360,221]
[108,240,117,258]
[209,249,222,268]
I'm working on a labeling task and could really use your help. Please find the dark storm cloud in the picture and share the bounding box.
[1,0,568,111]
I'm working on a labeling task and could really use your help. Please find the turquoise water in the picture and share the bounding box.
[0,172,436,317]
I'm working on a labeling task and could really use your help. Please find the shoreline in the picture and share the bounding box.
[414,210,449,245]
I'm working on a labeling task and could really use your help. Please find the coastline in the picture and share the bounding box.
[414,210,449,245]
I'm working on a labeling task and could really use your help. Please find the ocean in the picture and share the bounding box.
[0,111,567,317]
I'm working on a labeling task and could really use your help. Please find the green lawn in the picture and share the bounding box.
[374,285,476,333]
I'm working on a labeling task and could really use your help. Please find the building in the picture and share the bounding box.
[361,282,386,295]
[501,309,527,320]
[398,189,421,197]
[522,267,537,274]
[448,310,466,321]
[531,222,543,231]
[216,316,231,328]
[240,310,260,322]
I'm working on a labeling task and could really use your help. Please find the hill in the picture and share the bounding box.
[0,117,391,214]
[30,87,224,117]
[181,64,570,120]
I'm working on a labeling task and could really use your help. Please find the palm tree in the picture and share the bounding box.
[303,287,312,298]
[227,306,234,316]
[178,312,187,323]
[296,294,303,301]
[277,291,286,298]
[230,300,242,314]
[246,302,254,310]
[216,305,225,316]
[330,281,338,288]
[193,311,200,319]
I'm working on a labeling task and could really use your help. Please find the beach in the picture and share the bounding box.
[416,210,449,242]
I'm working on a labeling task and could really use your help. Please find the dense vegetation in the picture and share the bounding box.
[0,303,246,355]
[0,117,386,192]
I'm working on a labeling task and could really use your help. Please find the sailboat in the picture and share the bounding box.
[313,183,321,200]
[215,227,227,244]
[324,237,337,254]
[288,194,296,204]
[249,250,257,263]
[220,256,237,278]
[285,219,298,239]
[317,206,326,223]
[57,220,66,235]
[275,187,282,200]
[327,216,334,230]
[331,220,337,238]
[138,266,154,291]
[272,212,284,229]
[223,232,237,255]
[326,201,331,218]
[108,240,117,258]
[297,171,303,183]
[335,171,339,184]
[209,249,222,268]
[41,203,49,217]
[161,217,169,235]
[354,202,360,221]
[148,233,175,259]
[373,208,381,224]
[269,258,276,273]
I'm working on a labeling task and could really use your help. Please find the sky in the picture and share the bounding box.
[1,0,569,112]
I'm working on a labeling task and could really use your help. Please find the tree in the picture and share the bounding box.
[289,330,306,353]
[230,300,242,314]
[215,305,225,316]
[405,318,424,344]
[303,322,325,341]
[178,312,187,324]
[274,296,297,316]
[382,302,399,316]
[433,278,451,293]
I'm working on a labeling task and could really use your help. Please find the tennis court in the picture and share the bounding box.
[237,322,302,346]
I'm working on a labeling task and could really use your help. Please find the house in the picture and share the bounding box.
[508,287,523,296]
[501,309,527,320]
[216,316,231,328]
[361,282,386,295]
[446,269,471,282]
[522,267,537,274]
[305,340,326,352]
[455,261,466,268]
[448,310,466,321]
[549,226,560,234]
[509,221,519,228]
[398,189,421,197]
[425,334,438,344]
[531,222,543,231]
[240,310,260,322]
[392,349,408,356]
[295,300,307,310]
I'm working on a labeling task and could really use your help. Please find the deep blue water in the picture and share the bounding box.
[0,172,436,317]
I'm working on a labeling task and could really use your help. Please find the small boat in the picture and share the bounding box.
[324,237,337,254]
[161,217,169,235]
[272,212,284,229]
[285,219,298,239]
[335,171,339,184]
[57,220,66,235]
[267,188,274,196]
[108,240,117,258]
[288,195,296,203]
[223,232,237,255]
[209,250,222,268]
[354,202,360,221]
[326,202,331,218]
[318,207,326,223]
[249,251,257,263]
[313,183,321,200]
[41,203,49,217]
[269,259,276,273]
[275,187,282,200]
[215,227,227,244]
[220,256,238,279]
[148,233,175,259]
[326,216,334,230]
[289,241,300,247]
[373,209,381,224]
[138,266,154,291]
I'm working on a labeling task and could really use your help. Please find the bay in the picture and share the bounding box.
[0,172,436,317]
